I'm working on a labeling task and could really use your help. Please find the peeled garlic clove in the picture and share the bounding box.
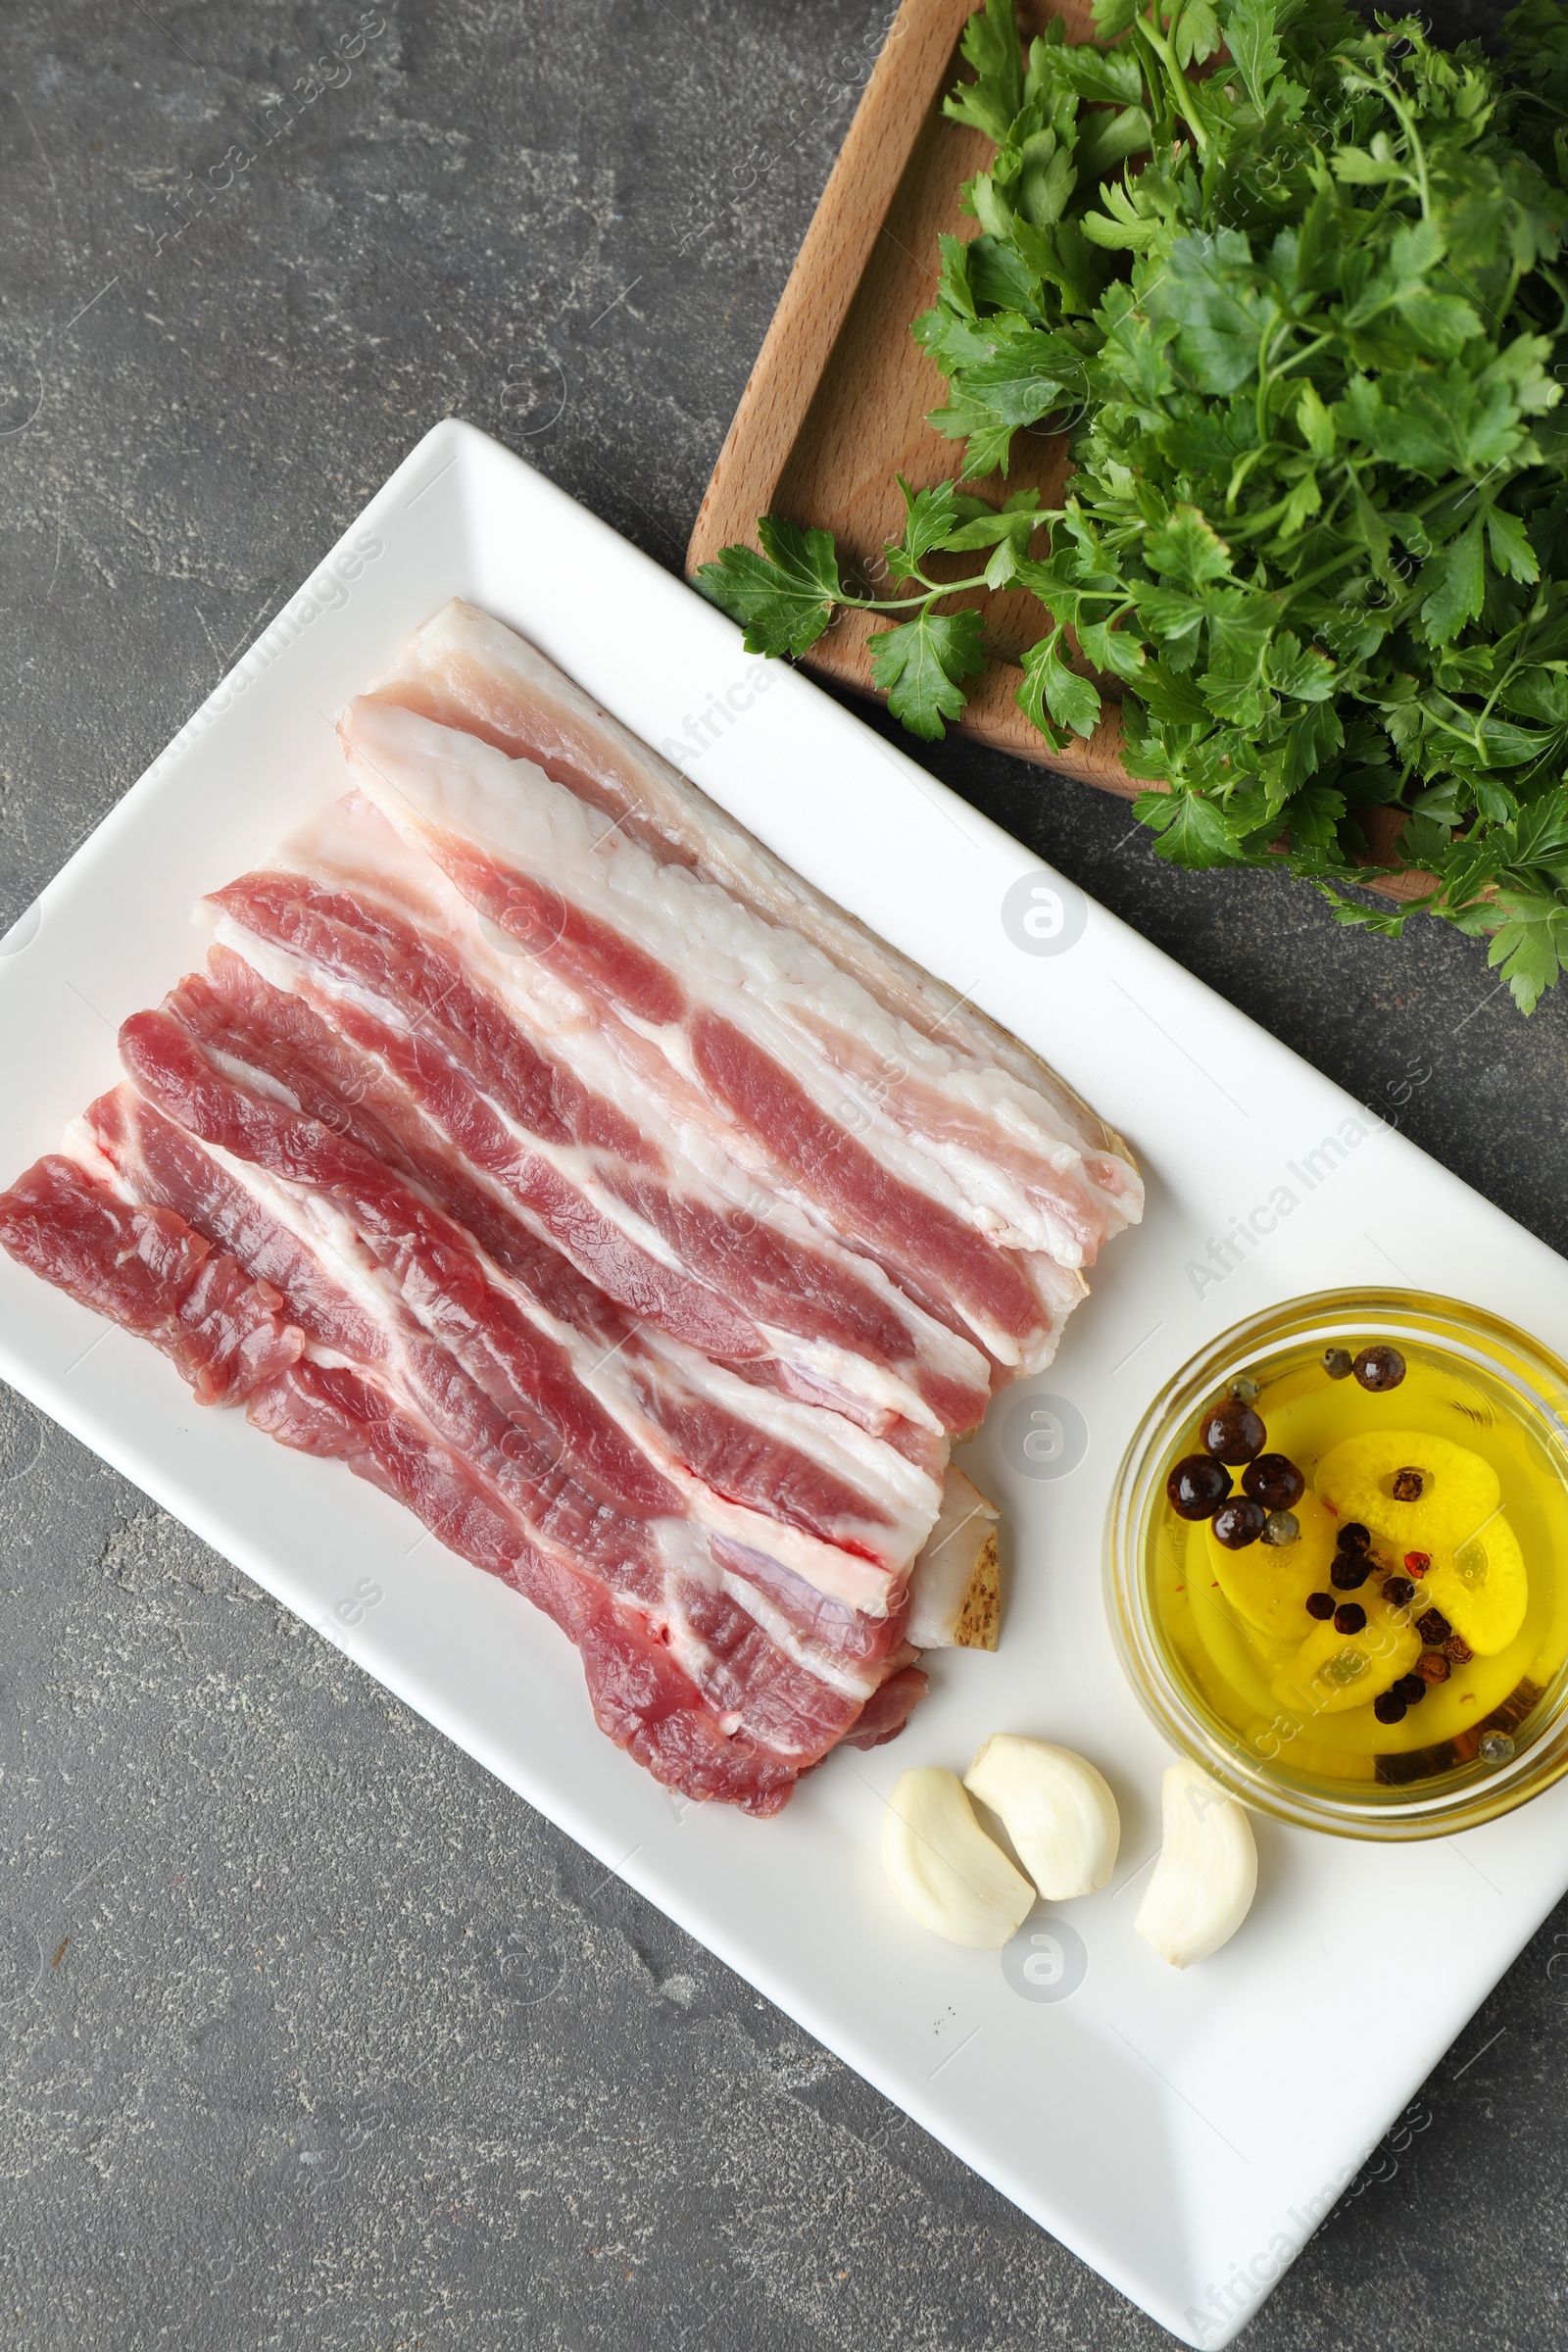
[1135,1761,1257,1970]
[882,1767,1036,1948]
[963,1735,1120,1901]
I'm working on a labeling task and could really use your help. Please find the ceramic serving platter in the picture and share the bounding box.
[2,416,1563,2348]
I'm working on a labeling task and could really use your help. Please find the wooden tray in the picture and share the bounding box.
[686,0,1428,899]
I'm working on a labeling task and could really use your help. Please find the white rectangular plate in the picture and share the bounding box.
[2,418,1563,2349]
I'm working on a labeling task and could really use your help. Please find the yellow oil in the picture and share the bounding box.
[1152,1343,1568,1788]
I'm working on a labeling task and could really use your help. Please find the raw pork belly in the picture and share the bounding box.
[0,604,1141,1814]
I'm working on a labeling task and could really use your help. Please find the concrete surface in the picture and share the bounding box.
[2,3,1565,2346]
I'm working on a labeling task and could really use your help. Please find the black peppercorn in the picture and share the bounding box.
[1334,1602,1367,1634]
[1211,1496,1267,1549]
[1337,1522,1371,1554]
[1305,1592,1336,1620]
[1242,1452,1305,1511]
[1200,1398,1267,1463]
[1167,1452,1231,1520]
[1416,1652,1450,1685]
[1394,1673,1428,1705]
[1331,1554,1371,1591]
[1383,1576,1417,1610]
[1416,1608,1451,1647]
[1391,1466,1424,1501]
[1374,1690,1408,1725]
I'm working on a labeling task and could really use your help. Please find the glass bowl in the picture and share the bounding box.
[1104,1288,1568,1838]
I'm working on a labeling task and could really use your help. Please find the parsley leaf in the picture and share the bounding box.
[697,517,843,658]
[869,608,987,739]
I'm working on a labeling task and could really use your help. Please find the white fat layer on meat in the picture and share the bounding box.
[209,906,963,1436]
[341,700,1124,1316]
[716,1572,884,1703]
[222,794,992,1414]
[175,989,916,1611]
[133,1109,894,1728]
[302,793,995,1396]
[336,761,1044,1373]
[371,599,1127,1161]
[61,1117,132,1196]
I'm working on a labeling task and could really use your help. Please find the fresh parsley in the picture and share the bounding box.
[697,0,1568,1010]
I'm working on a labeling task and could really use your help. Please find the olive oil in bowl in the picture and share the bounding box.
[1107,1292,1568,1838]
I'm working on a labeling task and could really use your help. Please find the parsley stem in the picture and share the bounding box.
[838,575,997,612]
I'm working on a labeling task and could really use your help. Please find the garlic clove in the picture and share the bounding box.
[1135,1761,1257,1970]
[963,1735,1120,1901]
[881,1767,1036,1948]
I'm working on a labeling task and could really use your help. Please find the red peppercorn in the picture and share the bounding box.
[1305,1592,1336,1620]
[1334,1602,1367,1634]
[1404,1551,1431,1576]
[1200,1398,1267,1463]
[1167,1453,1231,1520]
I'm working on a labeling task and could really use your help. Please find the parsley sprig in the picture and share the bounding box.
[698,0,1568,1010]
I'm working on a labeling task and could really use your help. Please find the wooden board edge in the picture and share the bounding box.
[685,0,980,575]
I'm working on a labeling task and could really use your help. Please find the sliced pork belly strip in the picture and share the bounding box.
[151,966,942,1581]
[340,704,1067,1363]
[343,696,1131,1268]
[81,1082,902,1767]
[119,1004,909,1620]
[0,1152,303,1404]
[367,598,1130,1173]
[202,803,988,1435]
[251,1356,800,1815]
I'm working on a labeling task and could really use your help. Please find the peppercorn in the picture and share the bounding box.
[1374,1690,1408,1725]
[1228,1375,1260,1402]
[1200,1397,1267,1463]
[1416,1653,1450,1685]
[1383,1576,1417,1610]
[1166,1452,1231,1521]
[1334,1602,1367,1634]
[1337,1522,1371,1555]
[1322,1347,1353,1380]
[1305,1592,1336,1620]
[1331,1554,1372,1591]
[1416,1607,1451,1647]
[1262,1508,1300,1546]
[1394,1673,1428,1705]
[1391,1466,1425,1501]
[1242,1452,1305,1511]
[1354,1344,1406,1391]
[1445,1633,1474,1665]
[1404,1551,1431,1576]
[1212,1496,1267,1548]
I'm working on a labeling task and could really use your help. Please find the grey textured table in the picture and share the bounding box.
[2,4,1564,2346]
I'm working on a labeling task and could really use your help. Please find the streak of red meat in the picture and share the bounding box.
[0,1153,302,1404]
